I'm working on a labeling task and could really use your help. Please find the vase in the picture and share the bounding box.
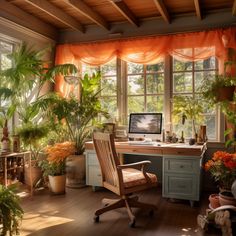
[49,175,66,194]
[24,162,42,187]
[66,154,86,188]
[209,193,220,209]
[219,191,236,206]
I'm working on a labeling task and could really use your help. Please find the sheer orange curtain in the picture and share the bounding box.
[55,27,236,95]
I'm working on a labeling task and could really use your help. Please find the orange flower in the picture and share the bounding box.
[44,141,76,164]
[205,150,236,190]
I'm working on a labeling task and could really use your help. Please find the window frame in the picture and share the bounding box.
[171,56,220,141]
[82,55,223,142]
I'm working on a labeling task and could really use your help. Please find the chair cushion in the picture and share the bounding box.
[122,168,157,188]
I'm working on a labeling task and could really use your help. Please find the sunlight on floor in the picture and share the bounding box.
[181,227,199,235]
[20,211,74,236]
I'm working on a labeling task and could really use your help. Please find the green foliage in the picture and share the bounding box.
[172,95,204,136]
[39,160,66,176]
[0,42,77,125]
[34,72,109,154]
[17,123,49,160]
[200,74,236,105]
[0,184,24,236]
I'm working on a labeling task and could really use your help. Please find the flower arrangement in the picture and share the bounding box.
[205,151,236,190]
[40,142,76,176]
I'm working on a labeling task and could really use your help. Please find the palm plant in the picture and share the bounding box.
[0,43,77,125]
[0,43,77,156]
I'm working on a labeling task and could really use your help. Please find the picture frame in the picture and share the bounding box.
[103,123,115,134]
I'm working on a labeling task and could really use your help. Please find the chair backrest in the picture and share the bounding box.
[93,132,120,192]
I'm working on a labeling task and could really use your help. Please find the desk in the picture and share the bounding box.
[85,142,206,206]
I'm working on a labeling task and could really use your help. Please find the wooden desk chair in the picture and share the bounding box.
[93,132,158,227]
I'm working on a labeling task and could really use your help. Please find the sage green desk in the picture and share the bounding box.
[85,141,206,206]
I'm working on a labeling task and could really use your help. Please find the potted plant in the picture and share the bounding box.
[17,122,49,187]
[40,142,76,194]
[0,43,77,187]
[0,184,24,236]
[172,95,204,143]
[204,151,236,191]
[200,74,236,104]
[34,72,109,188]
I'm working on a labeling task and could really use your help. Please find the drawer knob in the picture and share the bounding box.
[180,165,184,168]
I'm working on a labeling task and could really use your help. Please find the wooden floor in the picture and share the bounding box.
[19,186,222,236]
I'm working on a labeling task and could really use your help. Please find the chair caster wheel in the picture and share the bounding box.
[94,215,99,223]
[149,210,154,217]
[129,219,135,228]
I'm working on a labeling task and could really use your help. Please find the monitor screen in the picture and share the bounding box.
[128,113,162,135]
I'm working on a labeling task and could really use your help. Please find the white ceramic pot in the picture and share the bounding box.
[49,175,66,194]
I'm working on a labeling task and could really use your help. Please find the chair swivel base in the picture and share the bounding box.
[93,195,157,227]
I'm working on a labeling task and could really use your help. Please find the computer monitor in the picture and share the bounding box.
[128,113,163,141]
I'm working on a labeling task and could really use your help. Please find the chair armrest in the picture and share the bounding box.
[117,160,151,170]
[117,160,153,184]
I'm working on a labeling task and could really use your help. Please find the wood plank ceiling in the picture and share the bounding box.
[0,0,235,41]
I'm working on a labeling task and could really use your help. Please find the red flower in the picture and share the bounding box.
[205,151,236,190]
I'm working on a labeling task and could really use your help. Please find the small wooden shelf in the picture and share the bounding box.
[0,151,29,187]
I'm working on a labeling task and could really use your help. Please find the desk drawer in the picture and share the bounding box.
[86,152,99,165]
[86,165,102,186]
[164,158,199,174]
[163,174,198,200]
[163,148,201,156]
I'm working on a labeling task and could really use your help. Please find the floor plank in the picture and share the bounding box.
[19,186,222,236]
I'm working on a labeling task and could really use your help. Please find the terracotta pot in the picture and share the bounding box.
[216,86,235,101]
[24,164,42,187]
[209,193,220,209]
[49,175,66,194]
[219,191,236,206]
[66,154,86,188]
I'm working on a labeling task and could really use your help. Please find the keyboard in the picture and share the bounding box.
[128,141,160,146]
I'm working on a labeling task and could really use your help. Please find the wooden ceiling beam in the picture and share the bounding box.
[153,0,170,23]
[109,0,139,27]
[66,0,110,31]
[23,0,84,32]
[0,0,58,40]
[194,0,202,20]
[233,0,236,16]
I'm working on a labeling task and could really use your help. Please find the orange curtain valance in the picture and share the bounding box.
[55,27,236,95]
[55,27,236,66]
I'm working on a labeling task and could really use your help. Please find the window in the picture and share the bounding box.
[0,38,17,134]
[126,62,164,114]
[172,54,218,140]
[0,40,15,105]
[82,58,118,120]
[81,53,219,142]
